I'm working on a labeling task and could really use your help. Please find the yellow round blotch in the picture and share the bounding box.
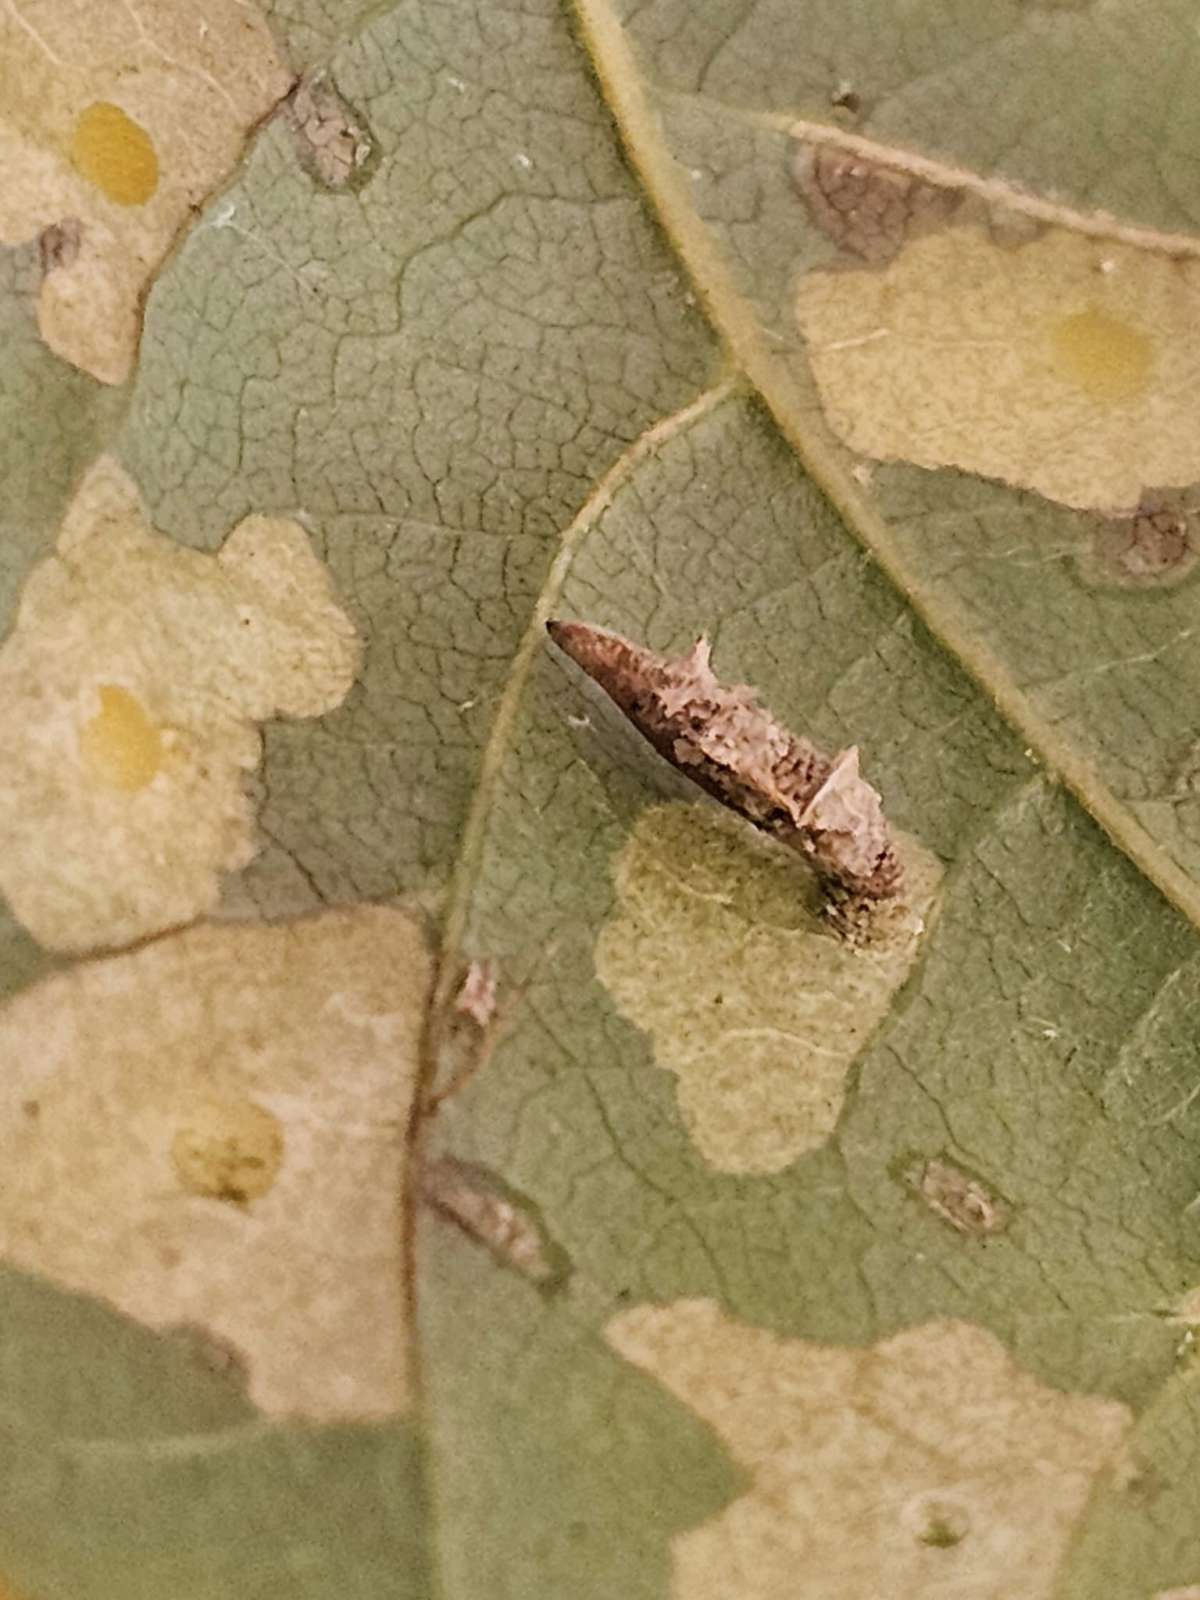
[1049,305,1153,404]
[79,684,163,791]
[171,1098,284,1205]
[70,102,159,206]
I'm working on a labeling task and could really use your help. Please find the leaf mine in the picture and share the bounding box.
[607,1299,1131,1600]
[795,225,1200,510]
[596,801,940,1175]
[0,907,430,1421]
[0,456,360,954]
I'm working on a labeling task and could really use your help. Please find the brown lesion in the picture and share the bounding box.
[420,1155,568,1288]
[547,620,901,940]
[422,956,526,1113]
[791,144,962,265]
[908,1156,1010,1237]
[38,217,83,275]
[1084,487,1200,589]
[287,72,375,191]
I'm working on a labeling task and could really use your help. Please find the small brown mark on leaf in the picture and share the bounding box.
[425,957,527,1112]
[546,619,900,941]
[909,1157,1010,1237]
[421,1156,567,1288]
[829,81,862,116]
[39,217,83,275]
[288,73,375,190]
[1083,488,1200,589]
[901,1490,972,1548]
[792,144,961,265]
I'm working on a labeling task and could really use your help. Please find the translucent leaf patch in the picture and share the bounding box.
[595,801,941,1174]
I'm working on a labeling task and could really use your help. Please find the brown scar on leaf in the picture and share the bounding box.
[829,81,862,117]
[907,1156,1011,1237]
[1082,488,1200,590]
[791,144,962,265]
[546,620,901,940]
[423,958,528,1113]
[39,217,83,275]
[288,72,374,190]
[421,1155,568,1288]
[455,957,498,1028]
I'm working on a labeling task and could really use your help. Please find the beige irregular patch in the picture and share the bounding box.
[0,0,290,383]
[0,907,430,1420]
[595,802,940,1174]
[607,1299,1131,1600]
[0,455,360,954]
[1166,1287,1200,1326]
[795,225,1200,510]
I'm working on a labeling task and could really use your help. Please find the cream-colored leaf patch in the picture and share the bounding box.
[0,456,360,954]
[595,802,940,1174]
[1165,1287,1200,1325]
[795,226,1200,510]
[0,0,290,383]
[607,1299,1131,1600]
[0,907,430,1420]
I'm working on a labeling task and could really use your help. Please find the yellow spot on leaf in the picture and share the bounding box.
[596,802,940,1174]
[1049,306,1153,404]
[0,456,361,955]
[0,907,430,1420]
[607,1300,1131,1600]
[70,101,159,206]
[172,1096,284,1204]
[79,684,163,791]
[796,226,1200,510]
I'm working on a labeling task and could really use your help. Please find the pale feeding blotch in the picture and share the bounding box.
[0,455,360,953]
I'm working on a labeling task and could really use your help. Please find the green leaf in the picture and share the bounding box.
[3,0,1200,1595]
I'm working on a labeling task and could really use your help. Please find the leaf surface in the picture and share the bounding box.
[3,1,1200,1596]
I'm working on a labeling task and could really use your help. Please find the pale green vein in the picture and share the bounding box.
[571,0,1200,938]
